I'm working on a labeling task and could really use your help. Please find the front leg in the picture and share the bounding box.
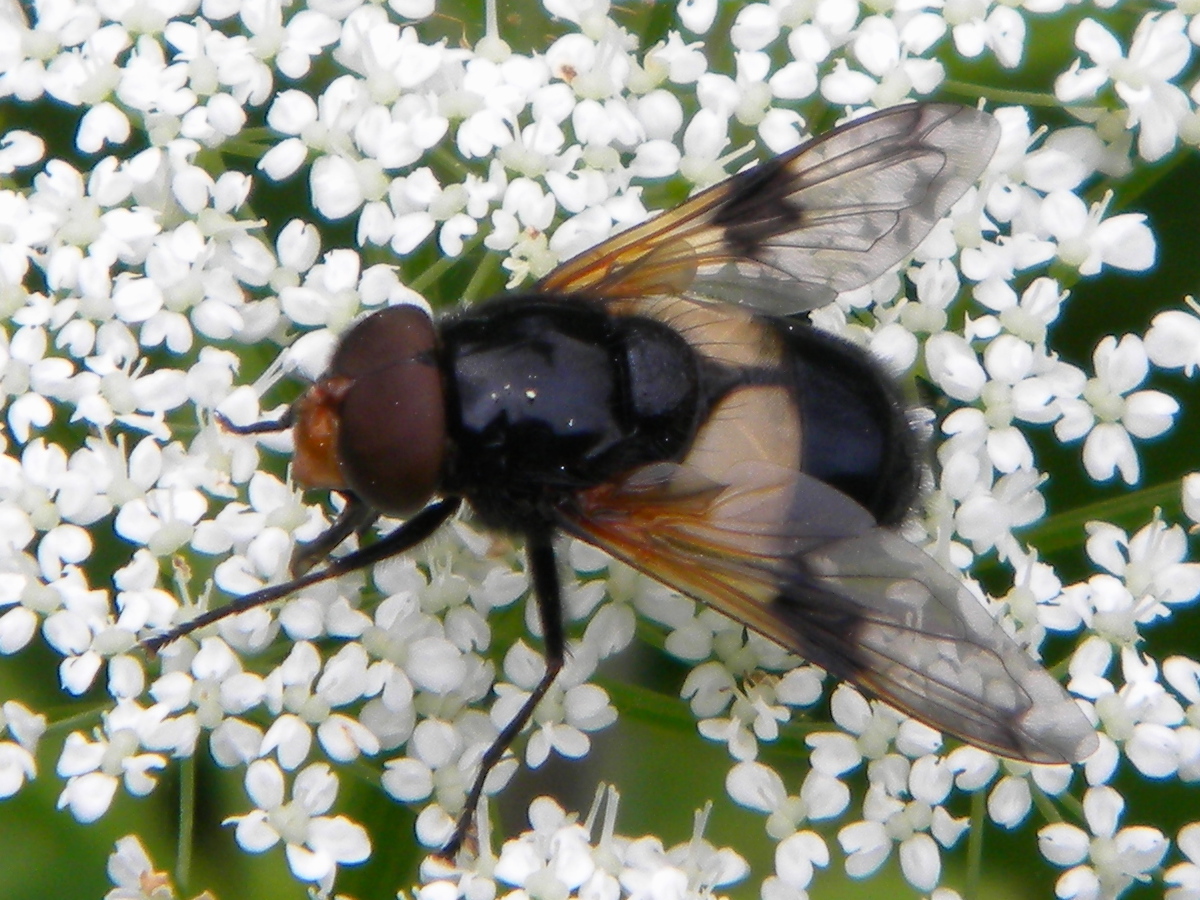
[143,497,462,654]
[290,493,380,577]
[440,527,565,859]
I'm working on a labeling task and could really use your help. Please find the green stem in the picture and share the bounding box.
[1029,778,1064,824]
[1047,655,1073,680]
[965,788,986,900]
[344,755,388,784]
[42,704,108,736]
[598,677,695,731]
[1030,480,1180,552]
[429,145,476,182]
[176,754,196,890]
[1057,785,1085,822]
[408,231,485,294]
[213,130,277,160]
[941,80,1063,108]
[461,245,502,304]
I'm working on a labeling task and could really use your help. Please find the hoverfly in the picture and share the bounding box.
[147,103,1099,857]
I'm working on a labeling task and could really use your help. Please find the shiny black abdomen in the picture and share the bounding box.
[440,295,702,532]
[774,319,920,526]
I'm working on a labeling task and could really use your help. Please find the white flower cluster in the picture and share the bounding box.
[418,791,748,900]
[1,0,1199,898]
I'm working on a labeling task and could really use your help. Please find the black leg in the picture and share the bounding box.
[214,409,293,434]
[142,497,461,654]
[440,529,565,859]
[290,494,379,577]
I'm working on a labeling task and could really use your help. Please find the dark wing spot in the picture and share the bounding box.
[712,158,804,258]
[770,576,872,681]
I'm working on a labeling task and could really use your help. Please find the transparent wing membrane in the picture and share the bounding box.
[538,104,1000,312]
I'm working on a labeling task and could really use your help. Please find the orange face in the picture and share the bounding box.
[291,376,355,491]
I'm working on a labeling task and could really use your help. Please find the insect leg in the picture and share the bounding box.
[289,494,379,577]
[142,496,462,654]
[214,409,293,434]
[441,529,565,858]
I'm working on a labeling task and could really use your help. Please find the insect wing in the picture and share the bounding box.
[564,462,1097,764]
[537,104,1000,313]
[797,527,1099,763]
[559,381,1097,764]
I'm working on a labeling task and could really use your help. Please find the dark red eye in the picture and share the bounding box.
[327,305,446,515]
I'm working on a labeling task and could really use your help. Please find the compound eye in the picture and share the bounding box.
[329,306,446,515]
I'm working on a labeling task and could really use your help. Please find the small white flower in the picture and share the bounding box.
[1055,335,1178,484]
[955,467,1045,556]
[1055,12,1192,161]
[838,755,968,891]
[676,0,717,35]
[726,760,849,839]
[226,760,370,891]
[57,700,196,822]
[491,638,615,769]
[808,685,910,777]
[946,0,1026,69]
[240,0,339,81]
[1038,786,1167,898]
[103,834,175,900]
[0,699,42,798]
[1040,190,1156,276]
[1145,304,1200,376]
[771,829,830,894]
[1086,518,1200,607]
[925,331,987,402]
